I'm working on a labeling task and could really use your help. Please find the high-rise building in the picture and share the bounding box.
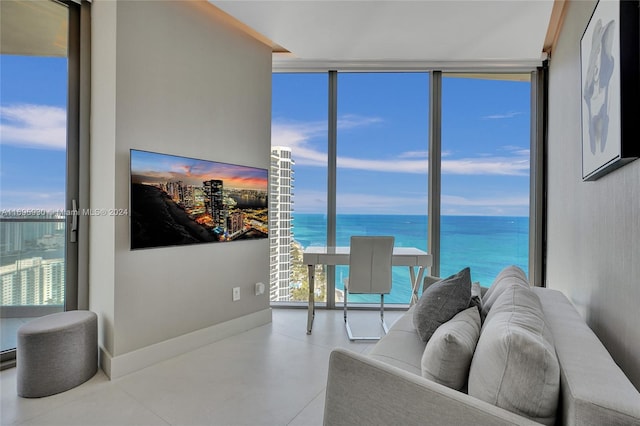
[0,214,62,255]
[203,180,225,228]
[0,257,65,306]
[183,185,195,208]
[269,147,294,301]
[227,211,244,235]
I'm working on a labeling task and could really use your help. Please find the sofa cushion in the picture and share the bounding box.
[413,267,471,342]
[421,307,481,391]
[480,265,528,320]
[369,306,425,376]
[469,281,483,314]
[469,285,560,425]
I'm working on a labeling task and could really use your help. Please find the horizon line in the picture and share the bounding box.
[291,212,528,218]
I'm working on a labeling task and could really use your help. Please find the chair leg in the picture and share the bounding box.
[343,285,348,323]
[344,293,389,341]
[381,294,389,334]
[344,289,356,340]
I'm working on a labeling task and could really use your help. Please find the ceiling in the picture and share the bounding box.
[0,1,556,69]
[210,0,556,71]
[0,0,68,57]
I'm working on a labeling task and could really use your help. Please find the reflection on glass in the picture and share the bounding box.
[440,74,531,285]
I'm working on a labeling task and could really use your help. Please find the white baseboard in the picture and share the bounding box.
[100,308,272,379]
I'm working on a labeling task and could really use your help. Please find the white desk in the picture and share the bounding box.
[302,246,432,334]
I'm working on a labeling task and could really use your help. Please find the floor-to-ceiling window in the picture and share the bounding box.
[271,73,328,303]
[440,74,531,285]
[0,0,80,362]
[336,73,429,305]
[270,70,532,306]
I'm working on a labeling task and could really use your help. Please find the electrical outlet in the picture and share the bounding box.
[255,282,265,296]
[232,287,241,301]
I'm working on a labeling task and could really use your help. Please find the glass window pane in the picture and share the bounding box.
[1,6,69,352]
[270,73,328,303]
[440,74,530,286]
[336,72,429,305]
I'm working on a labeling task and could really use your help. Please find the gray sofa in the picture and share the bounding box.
[324,282,640,425]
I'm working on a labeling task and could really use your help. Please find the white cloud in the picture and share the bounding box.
[0,104,66,150]
[501,145,530,157]
[273,118,529,176]
[337,192,427,214]
[441,194,529,207]
[292,190,427,215]
[483,111,523,120]
[272,120,326,167]
[443,157,528,176]
[293,190,528,216]
[0,190,66,211]
[337,156,428,173]
[337,114,383,129]
[398,150,429,159]
[441,194,529,216]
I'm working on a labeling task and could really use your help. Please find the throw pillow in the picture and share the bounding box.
[480,265,528,320]
[468,285,560,426]
[412,267,471,342]
[469,281,483,313]
[421,307,481,390]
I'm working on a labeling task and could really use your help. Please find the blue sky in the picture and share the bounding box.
[0,55,530,216]
[272,72,530,216]
[1,56,68,211]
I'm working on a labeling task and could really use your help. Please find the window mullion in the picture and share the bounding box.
[428,71,442,278]
[326,70,338,308]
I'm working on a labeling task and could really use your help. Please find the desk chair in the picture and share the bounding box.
[343,236,395,341]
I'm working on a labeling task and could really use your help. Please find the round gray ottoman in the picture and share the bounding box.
[17,310,98,398]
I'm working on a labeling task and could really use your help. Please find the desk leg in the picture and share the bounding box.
[307,264,315,334]
[409,266,426,306]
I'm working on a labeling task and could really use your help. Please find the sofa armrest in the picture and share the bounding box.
[324,348,541,426]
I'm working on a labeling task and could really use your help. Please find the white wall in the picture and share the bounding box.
[91,0,272,378]
[547,0,640,389]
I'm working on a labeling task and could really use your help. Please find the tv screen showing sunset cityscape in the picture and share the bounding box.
[130,149,268,250]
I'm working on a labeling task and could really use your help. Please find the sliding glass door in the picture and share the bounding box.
[0,0,79,360]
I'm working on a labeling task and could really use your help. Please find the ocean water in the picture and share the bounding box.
[292,214,528,304]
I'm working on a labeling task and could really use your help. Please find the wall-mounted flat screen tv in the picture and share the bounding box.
[130,149,268,250]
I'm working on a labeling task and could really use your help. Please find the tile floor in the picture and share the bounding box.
[1,308,403,426]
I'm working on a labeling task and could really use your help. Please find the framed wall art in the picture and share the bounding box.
[130,149,268,250]
[580,0,639,181]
